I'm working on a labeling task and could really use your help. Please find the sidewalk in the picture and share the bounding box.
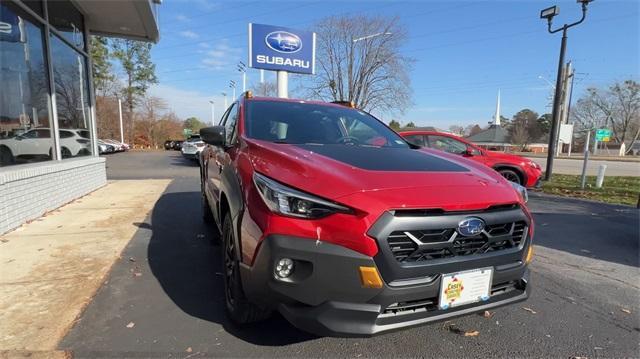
[0,180,170,356]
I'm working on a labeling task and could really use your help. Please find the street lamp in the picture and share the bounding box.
[221,92,227,109]
[209,100,215,125]
[229,80,236,100]
[237,61,247,93]
[540,0,593,181]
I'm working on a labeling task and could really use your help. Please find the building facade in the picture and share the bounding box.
[0,0,159,234]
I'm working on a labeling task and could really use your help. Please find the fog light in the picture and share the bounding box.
[275,258,294,278]
[359,266,383,288]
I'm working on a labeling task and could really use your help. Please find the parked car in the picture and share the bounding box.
[630,141,640,156]
[0,128,91,165]
[181,136,204,161]
[172,140,184,150]
[399,130,542,187]
[199,94,533,337]
[97,140,115,154]
[103,139,129,152]
[164,140,174,150]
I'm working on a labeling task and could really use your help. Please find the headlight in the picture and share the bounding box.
[253,172,352,219]
[528,161,541,170]
[510,182,528,203]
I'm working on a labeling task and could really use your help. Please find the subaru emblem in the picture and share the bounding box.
[457,217,485,237]
[265,31,302,53]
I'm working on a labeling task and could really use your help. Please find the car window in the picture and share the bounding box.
[427,135,468,154]
[404,134,425,146]
[245,101,408,148]
[59,130,74,138]
[225,103,239,145]
[22,130,39,139]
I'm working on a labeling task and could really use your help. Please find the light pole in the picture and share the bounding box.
[229,80,236,100]
[540,0,593,181]
[221,92,227,109]
[238,61,247,93]
[209,100,215,125]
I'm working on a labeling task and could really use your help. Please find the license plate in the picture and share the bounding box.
[439,267,493,310]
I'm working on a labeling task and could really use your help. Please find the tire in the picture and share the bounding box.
[222,213,271,324]
[498,168,522,185]
[61,147,72,159]
[0,147,15,166]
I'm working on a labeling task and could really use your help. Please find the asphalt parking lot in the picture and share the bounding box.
[60,151,639,358]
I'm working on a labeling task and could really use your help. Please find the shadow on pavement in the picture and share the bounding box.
[147,190,316,346]
[529,194,639,267]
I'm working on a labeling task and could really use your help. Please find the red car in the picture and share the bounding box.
[199,93,533,336]
[399,130,542,188]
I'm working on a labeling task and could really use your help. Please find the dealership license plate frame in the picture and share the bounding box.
[439,267,493,310]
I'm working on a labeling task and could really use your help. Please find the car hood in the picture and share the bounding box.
[485,150,532,165]
[247,140,521,212]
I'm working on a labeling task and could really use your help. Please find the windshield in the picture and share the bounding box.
[245,100,409,148]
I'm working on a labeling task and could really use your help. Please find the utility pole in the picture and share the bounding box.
[222,92,227,109]
[118,98,124,144]
[539,0,593,181]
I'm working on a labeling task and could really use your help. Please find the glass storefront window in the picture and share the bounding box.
[49,33,92,158]
[47,0,84,50]
[0,2,52,167]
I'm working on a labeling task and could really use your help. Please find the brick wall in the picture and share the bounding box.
[0,157,107,234]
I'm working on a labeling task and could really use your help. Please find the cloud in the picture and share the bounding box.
[201,40,242,71]
[149,84,226,123]
[175,14,188,21]
[179,30,199,39]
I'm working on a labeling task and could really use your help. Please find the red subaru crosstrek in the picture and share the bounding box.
[399,130,542,188]
[199,93,534,336]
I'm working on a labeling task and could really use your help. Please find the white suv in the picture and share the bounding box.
[0,128,92,166]
[181,135,205,161]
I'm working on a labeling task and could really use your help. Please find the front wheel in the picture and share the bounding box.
[0,147,15,166]
[222,213,271,324]
[499,169,522,185]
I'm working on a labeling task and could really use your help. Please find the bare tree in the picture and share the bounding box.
[304,15,413,114]
[571,80,640,149]
[253,81,277,97]
[507,109,540,151]
[448,125,464,136]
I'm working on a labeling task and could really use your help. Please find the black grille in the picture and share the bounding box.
[387,221,527,263]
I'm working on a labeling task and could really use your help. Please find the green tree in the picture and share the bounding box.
[112,39,158,142]
[183,117,207,134]
[90,36,116,96]
[508,109,540,150]
[405,121,416,128]
[537,113,552,134]
[388,119,401,130]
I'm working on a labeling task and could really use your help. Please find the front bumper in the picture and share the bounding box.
[241,234,530,337]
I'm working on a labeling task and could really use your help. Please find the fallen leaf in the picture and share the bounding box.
[522,307,537,314]
[464,330,480,337]
[621,308,631,314]
[134,272,142,277]
[482,310,494,318]
[129,257,136,262]
[126,322,135,328]
[186,347,193,353]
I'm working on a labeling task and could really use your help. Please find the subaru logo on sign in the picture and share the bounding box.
[265,31,302,53]
[457,217,485,237]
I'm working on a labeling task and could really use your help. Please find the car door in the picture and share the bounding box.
[17,129,49,157]
[205,103,236,216]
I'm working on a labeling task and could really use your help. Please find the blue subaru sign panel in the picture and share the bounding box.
[248,23,315,75]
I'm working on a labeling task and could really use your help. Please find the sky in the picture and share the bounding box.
[148,0,639,129]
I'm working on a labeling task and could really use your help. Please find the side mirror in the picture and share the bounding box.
[200,126,226,147]
[462,149,473,157]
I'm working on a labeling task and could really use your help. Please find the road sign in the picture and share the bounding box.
[248,23,316,75]
[183,128,192,138]
[595,129,612,142]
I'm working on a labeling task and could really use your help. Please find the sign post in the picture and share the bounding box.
[248,23,316,98]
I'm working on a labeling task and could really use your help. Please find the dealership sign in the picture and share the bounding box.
[248,23,316,74]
